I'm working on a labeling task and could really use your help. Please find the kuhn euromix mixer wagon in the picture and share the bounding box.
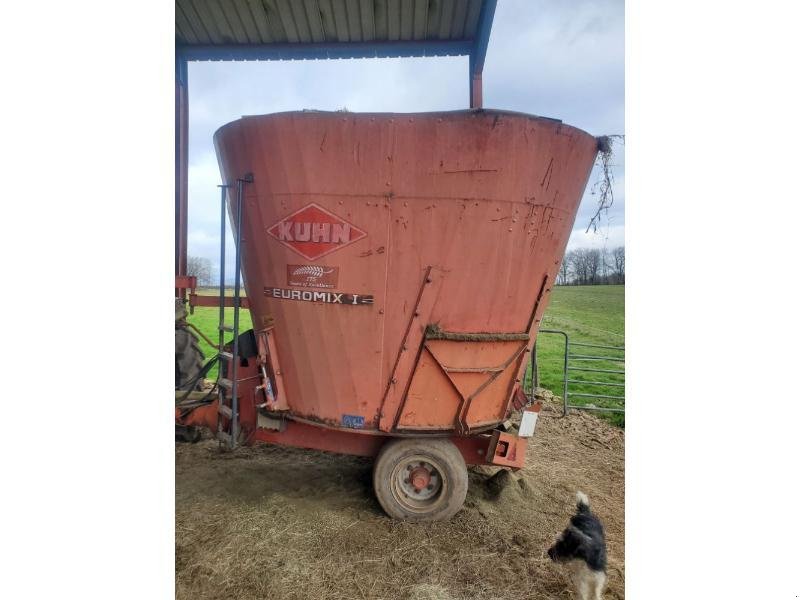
[174,1,600,521]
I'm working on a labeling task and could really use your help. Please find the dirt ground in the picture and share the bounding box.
[176,392,624,600]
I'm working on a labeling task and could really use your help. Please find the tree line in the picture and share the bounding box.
[187,256,213,286]
[558,246,624,285]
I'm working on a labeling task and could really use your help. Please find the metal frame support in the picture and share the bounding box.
[229,176,248,444]
[181,39,473,61]
[217,184,231,360]
[175,53,189,299]
[470,69,483,110]
[216,174,253,450]
[469,0,497,108]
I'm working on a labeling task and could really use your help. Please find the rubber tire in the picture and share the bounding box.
[175,327,205,391]
[175,425,202,443]
[373,438,468,522]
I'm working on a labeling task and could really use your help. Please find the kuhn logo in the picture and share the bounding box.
[267,203,366,260]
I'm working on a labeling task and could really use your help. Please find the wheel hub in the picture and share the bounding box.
[395,458,442,504]
[409,466,431,491]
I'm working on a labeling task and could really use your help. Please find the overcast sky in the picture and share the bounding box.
[186,0,624,279]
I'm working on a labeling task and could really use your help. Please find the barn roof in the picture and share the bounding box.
[175,0,496,65]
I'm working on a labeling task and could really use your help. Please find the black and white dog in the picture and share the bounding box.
[547,492,607,600]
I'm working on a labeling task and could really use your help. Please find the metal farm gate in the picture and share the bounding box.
[530,329,625,416]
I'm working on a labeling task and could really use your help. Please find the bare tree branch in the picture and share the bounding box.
[586,135,625,233]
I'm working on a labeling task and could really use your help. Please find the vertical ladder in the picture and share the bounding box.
[216,174,251,449]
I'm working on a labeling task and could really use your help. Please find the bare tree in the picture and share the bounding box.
[558,246,624,286]
[187,256,213,286]
[568,248,588,285]
[600,247,609,282]
[557,254,572,285]
[585,249,602,284]
[612,246,625,283]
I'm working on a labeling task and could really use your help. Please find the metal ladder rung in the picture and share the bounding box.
[218,404,233,419]
[219,351,234,361]
[218,377,233,389]
[220,325,234,332]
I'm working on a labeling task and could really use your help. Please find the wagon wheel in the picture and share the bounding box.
[175,327,205,391]
[175,315,205,443]
[373,438,468,521]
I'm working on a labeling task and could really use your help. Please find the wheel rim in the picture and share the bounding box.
[389,454,447,513]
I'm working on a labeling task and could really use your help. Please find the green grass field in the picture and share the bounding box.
[530,285,625,425]
[185,288,252,380]
[186,284,625,424]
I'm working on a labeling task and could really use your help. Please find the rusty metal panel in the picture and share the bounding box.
[379,267,444,431]
[189,294,251,309]
[214,110,597,435]
[175,275,197,291]
[397,338,527,431]
[428,339,526,428]
[396,346,463,429]
[263,328,289,410]
[487,430,527,469]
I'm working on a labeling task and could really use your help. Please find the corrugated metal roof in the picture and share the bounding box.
[176,0,493,60]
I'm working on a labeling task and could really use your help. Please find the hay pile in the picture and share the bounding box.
[176,392,624,599]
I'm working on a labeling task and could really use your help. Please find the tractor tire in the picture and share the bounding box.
[175,327,205,391]
[175,424,202,443]
[373,438,468,522]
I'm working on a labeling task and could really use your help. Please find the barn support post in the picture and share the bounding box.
[469,0,496,109]
[175,53,189,299]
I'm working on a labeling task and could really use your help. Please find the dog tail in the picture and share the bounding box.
[576,491,590,512]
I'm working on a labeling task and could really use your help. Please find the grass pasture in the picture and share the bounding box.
[185,284,625,423]
[185,288,252,380]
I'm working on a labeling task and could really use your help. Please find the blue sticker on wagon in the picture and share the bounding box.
[342,414,365,429]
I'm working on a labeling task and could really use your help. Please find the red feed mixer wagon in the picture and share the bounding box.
[173,0,601,520]
[176,109,599,520]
